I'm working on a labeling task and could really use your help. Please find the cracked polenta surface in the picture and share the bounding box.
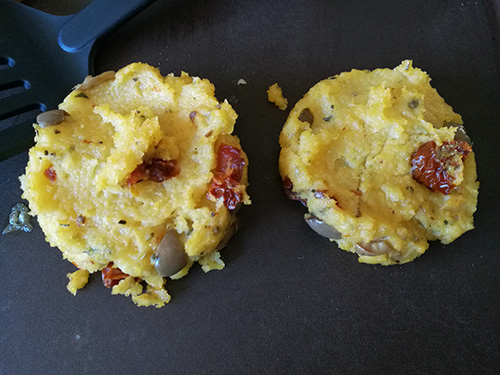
[279,60,478,265]
[20,63,250,307]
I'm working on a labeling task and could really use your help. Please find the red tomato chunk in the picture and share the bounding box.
[101,262,129,288]
[43,166,57,182]
[411,140,471,195]
[127,158,179,187]
[208,144,245,210]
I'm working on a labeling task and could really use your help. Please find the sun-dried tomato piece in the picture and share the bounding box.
[43,166,57,182]
[127,163,147,187]
[146,158,180,182]
[127,158,179,187]
[283,176,297,200]
[210,176,243,210]
[216,144,246,182]
[101,262,128,288]
[282,176,307,205]
[208,144,246,210]
[411,140,472,194]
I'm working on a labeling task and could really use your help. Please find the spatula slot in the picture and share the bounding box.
[0,103,44,132]
[0,59,29,93]
[0,57,15,70]
[0,87,46,118]
[0,80,30,100]
[0,0,155,161]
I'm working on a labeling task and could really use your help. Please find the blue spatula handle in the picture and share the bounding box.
[58,0,156,53]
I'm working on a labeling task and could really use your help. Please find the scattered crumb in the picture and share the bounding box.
[237,78,247,85]
[66,269,90,295]
[2,202,33,234]
[267,83,288,111]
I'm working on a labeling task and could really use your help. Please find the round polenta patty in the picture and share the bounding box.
[20,63,250,307]
[279,60,478,265]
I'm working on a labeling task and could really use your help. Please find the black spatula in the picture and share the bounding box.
[0,0,155,161]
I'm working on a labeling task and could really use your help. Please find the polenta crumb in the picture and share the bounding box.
[267,83,288,111]
[66,269,90,295]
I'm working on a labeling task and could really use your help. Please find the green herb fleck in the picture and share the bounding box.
[83,247,96,255]
[408,99,419,109]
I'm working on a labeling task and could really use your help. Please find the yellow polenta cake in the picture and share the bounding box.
[20,63,250,307]
[279,60,478,265]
